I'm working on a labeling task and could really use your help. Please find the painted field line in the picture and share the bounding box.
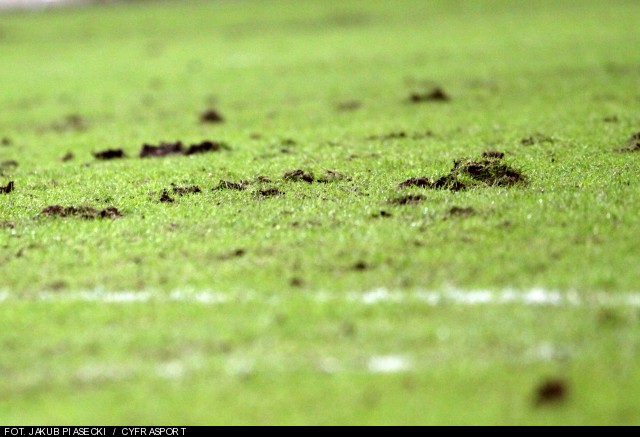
[1,288,640,307]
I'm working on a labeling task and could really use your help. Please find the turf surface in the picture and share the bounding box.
[0,0,639,425]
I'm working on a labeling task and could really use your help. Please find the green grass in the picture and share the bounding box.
[0,0,639,425]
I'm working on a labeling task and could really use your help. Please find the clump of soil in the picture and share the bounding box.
[521,133,554,146]
[42,205,122,219]
[398,152,526,191]
[259,188,284,197]
[390,194,426,205]
[200,109,224,124]
[352,261,369,271]
[482,150,505,159]
[1,137,11,146]
[140,141,184,158]
[0,181,14,194]
[618,132,640,152]
[139,140,229,158]
[214,180,250,191]
[172,185,202,196]
[284,169,315,183]
[159,189,175,203]
[185,140,230,155]
[534,378,569,407]
[317,169,349,183]
[409,87,450,103]
[93,149,126,160]
[61,152,75,162]
[255,176,273,183]
[448,206,476,217]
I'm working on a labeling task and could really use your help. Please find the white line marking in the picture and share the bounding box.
[367,355,412,374]
[1,288,640,307]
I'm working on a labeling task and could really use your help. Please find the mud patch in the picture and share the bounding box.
[258,188,284,197]
[618,132,640,152]
[398,152,526,191]
[159,190,175,203]
[42,205,122,219]
[200,109,225,124]
[214,180,250,191]
[409,87,450,103]
[284,169,315,183]
[390,194,426,205]
[93,149,125,160]
[0,181,14,194]
[185,140,229,155]
[140,141,184,158]
[172,185,201,196]
[448,206,476,218]
[534,378,568,407]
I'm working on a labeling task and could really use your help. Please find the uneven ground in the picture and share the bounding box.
[0,0,639,425]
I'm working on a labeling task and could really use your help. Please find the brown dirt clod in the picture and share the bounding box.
[185,140,229,155]
[482,150,505,159]
[409,87,450,103]
[0,181,14,194]
[390,194,426,205]
[172,185,202,196]
[619,132,640,152]
[215,180,250,191]
[42,205,122,219]
[284,169,315,183]
[353,261,369,271]
[534,379,569,407]
[61,152,75,162]
[159,189,175,203]
[259,188,284,197]
[140,141,184,158]
[459,158,526,186]
[93,149,126,160]
[200,109,225,124]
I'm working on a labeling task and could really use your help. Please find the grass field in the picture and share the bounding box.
[1,0,639,425]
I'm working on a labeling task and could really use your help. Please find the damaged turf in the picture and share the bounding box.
[284,169,315,183]
[93,149,126,160]
[409,87,450,103]
[0,181,14,194]
[42,205,122,219]
[618,132,640,152]
[139,141,229,158]
[398,152,526,191]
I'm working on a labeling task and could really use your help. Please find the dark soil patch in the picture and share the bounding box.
[398,152,526,191]
[390,194,426,205]
[159,189,175,203]
[61,152,75,162]
[140,141,184,158]
[200,109,225,124]
[42,205,122,219]
[284,169,315,183]
[0,181,14,194]
[352,261,370,271]
[409,87,450,103]
[448,206,476,217]
[259,188,284,197]
[172,184,202,196]
[290,277,305,288]
[215,180,250,191]
[521,133,554,146]
[185,140,230,155]
[618,132,640,152]
[372,210,393,219]
[366,130,434,141]
[336,100,362,111]
[317,169,349,183]
[482,150,505,159]
[255,176,273,183]
[534,379,569,407]
[93,149,126,160]
[1,137,11,147]
[603,115,619,123]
